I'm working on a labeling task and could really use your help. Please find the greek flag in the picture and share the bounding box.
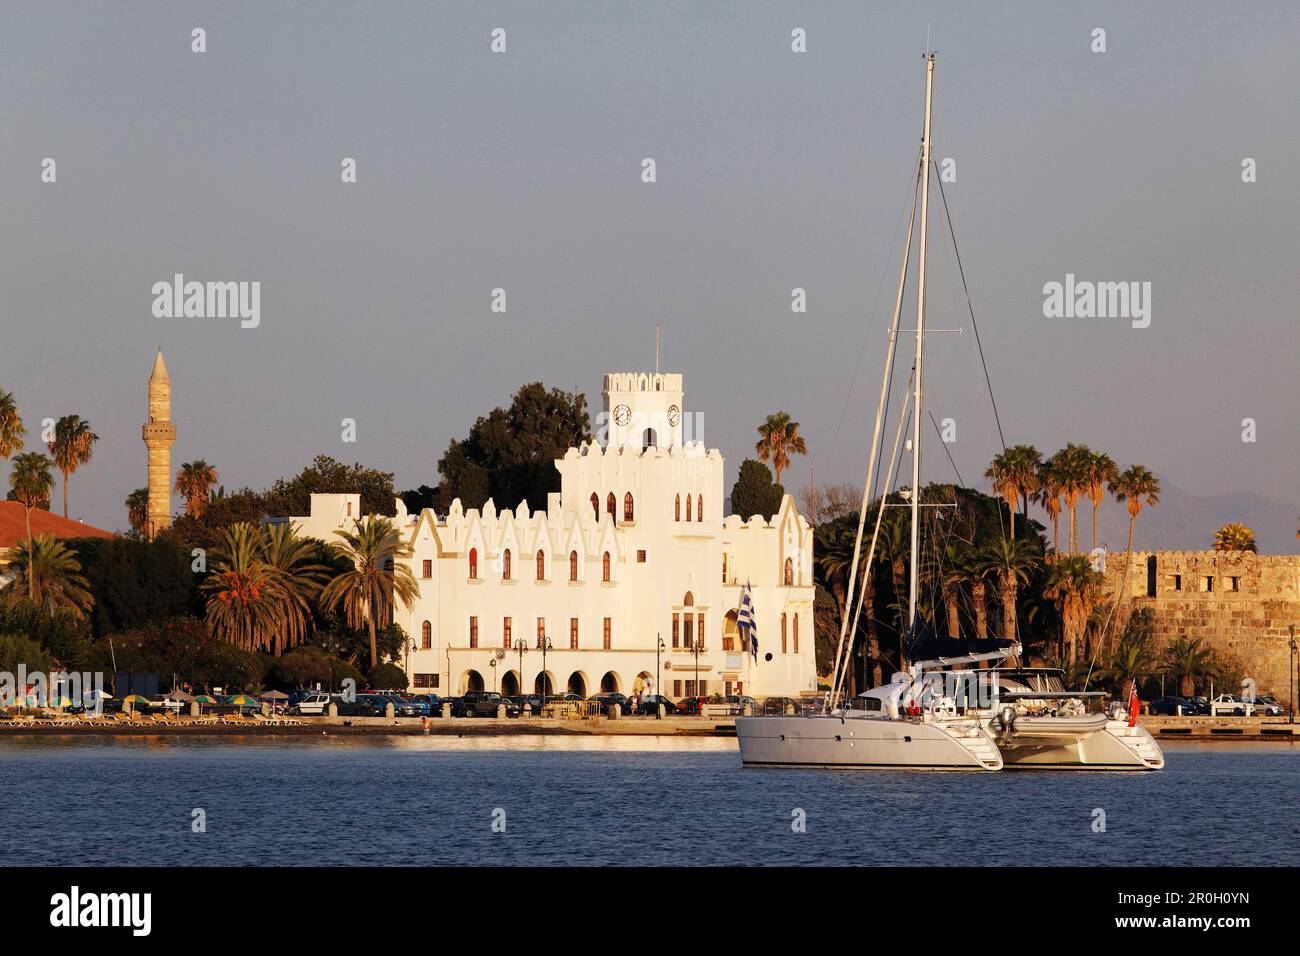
[737,581,759,661]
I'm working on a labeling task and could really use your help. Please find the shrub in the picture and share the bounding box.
[367,662,407,691]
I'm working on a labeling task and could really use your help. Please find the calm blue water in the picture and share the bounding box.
[1,736,1295,866]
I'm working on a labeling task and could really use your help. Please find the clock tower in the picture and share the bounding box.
[602,372,684,450]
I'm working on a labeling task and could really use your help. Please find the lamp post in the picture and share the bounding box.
[405,638,416,688]
[489,657,498,693]
[536,634,553,708]
[655,639,665,723]
[511,638,529,698]
[1289,624,1296,725]
[692,635,705,704]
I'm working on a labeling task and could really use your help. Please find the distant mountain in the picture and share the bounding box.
[1086,483,1298,556]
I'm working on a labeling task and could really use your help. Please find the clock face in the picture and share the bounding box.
[667,405,680,426]
[613,404,631,426]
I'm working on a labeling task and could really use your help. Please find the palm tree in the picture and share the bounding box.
[1097,640,1156,694]
[46,415,98,519]
[754,412,808,486]
[1,534,93,617]
[7,453,55,601]
[1046,444,1091,554]
[984,536,1040,640]
[1109,465,1160,558]
[0,388,26,460]
[937,541,964,638]
[1083,449,1118,553]
[125,488,149,535]
[1213,523,1257,553]
[261,523,330,656]
[1163,636,1214,697]
[964,545,1004,639]
[1034,460,1064,559]
[1045,554,1103,665]
[200,522,289,653]
[815,519,883,694]
[320,516,420,670]
[175,460,219,518]
[984,444,1041,540]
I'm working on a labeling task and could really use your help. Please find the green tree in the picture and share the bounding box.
[7,453,55,601]
[0,632,54,677]
[1034,460,1064,558]
[983,535,1040,640]
[1083,449,1118,553]
[1213,522,1257,553]
[754,411,808,487]
[0,388,26,460]
[125,488,149,535]
[319,516,420,670]
[1049,444,1092,555]
[266,645,364,691]
[729,459,784,522]
[175,460,219,518]
[199,523,290,654]
[1109,465,1160,558]
[263,455,398,518]
[47,415,98,519]
[434,384,591,513]
[261,522,330,656]
[1,535,94,618]
[984,444,1041,540]
[1045,554,1103,664]
[1163,636,1214,697]
[368,661,407,690]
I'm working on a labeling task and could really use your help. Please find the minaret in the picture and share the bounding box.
[141,349,176,539]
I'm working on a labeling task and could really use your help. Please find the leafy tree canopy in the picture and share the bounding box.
[432,383,591,513]
[729,459,784,521]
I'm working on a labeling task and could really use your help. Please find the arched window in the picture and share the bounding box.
[536,549,545,580]
[606,492,616,522]
[421,621,432,649]
[623,492,634,522]
[569,550,579,581]
[793,614,800,653]
[590,492,599,520]
[602,551,611,582]
[674,494,681,521]
[502,548,512,580]
[781,613,788,653]
[784,557,794,586]
[468,548,478,580]
[697,494,703,522]
[683,591,694,607]
[686,495,693,522]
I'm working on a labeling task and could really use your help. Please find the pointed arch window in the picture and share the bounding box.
[590,492,599,520]
[468,548,478,580]
[536,549,545,580]
[675,494,681,521]
[602,551,612,582]
[781,613,788,653]
[569,550,579,582]
[793,614,800,653]
[784,557,794,586]
[697,495,703,522]
[606,492,616,522]
[623,492,634,522]
[502,548,512,580]
[421,621,432,649]
[686,495,693,522]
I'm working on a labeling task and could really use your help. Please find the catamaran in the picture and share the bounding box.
[736,52,1163,772]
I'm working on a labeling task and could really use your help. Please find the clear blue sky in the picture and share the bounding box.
[1,1,1296,547]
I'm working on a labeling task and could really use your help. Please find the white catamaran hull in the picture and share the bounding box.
[736,715,1003,770]
[994,719,1164,771]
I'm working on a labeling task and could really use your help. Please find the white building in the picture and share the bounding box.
[288,372,817,701]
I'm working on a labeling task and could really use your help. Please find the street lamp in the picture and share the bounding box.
[692,635,705,704]
[536,634,553,709]
[1289,624,1296,725]
[655,632,665,723]
[405,638,416,687]
[511,638,529,698]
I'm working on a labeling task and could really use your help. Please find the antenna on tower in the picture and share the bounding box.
[655,324,660,374]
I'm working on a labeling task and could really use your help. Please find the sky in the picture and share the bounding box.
[1,1,1297,551]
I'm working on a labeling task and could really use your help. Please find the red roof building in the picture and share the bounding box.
[0,501,116,549]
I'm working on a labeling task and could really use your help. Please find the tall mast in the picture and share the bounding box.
[907,51,936,638]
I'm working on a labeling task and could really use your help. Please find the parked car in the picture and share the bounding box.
[726,694,757,713]
[1209,694,1255,716]
[407,694,444,715]
[457,691,518,717]
[677,697,705,715]
[377,694,424,718]
[1149,696,1192,716]
[336,695,386,717]
[505,694,545,715]
[588,693,629,712]
[637,694,679,715]
[292,693,337,716]
[1253,695,1284,716]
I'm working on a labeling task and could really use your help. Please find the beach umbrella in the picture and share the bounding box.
[5,694,34,708]
[164,689,195,702]
[121,694,150,706]
[49,695,75,707]
[226,694,258,706]
[192,695,217,704]
[258,690,289,701]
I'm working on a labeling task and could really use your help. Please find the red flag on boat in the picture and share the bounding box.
[1127,681,1140,727]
